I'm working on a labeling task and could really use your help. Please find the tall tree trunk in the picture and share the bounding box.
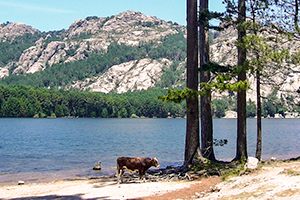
[256,69,262,160]
[235,0,248,161]
[199,0,215,160]
[294,0,300,34]
[185,0,200,165]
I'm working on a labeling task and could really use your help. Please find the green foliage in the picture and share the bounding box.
[85,16,99,21]
[158,88,198,104]
[247,99,257,118]
[0,33,42,68]
[213,139,228,146]
[157,62,185,88]
[198,8,226,31]
[0,85,185,118]
[262,92,287,118]
[212,99,228,118]
[190,160,245,181]
[147,32,186,61]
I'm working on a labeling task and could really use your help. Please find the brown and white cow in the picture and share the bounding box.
[117,157,160,183]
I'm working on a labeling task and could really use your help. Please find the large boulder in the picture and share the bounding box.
[244,157,259,170]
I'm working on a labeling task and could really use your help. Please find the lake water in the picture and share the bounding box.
[0,118,299,185]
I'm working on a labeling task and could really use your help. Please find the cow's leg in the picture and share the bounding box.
[138,169,142,181]
[117,163,120,184]
[139,170,146,182]
[142,172,146,182]
[120,168,125,183]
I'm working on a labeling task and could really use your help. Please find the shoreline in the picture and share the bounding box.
[2,155,299,187]
[1,159,300,199]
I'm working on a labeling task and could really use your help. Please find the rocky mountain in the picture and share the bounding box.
[0,11,299,112]
[0,22,37,42]
[1,11,184,77]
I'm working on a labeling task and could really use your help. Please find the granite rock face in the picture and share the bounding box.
[7,11,184,77]
[0,22,37,42]
[69,58,173,93]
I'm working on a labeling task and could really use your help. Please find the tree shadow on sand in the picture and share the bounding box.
[9,194,112,200]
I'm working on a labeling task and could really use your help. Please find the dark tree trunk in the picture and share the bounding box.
[199,0,215,160]
[184,0,200,165]
[295,0,300,34]
[235,0,248,161]
[256,70,262,160]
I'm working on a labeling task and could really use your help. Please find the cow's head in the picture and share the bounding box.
[152,157,160,168]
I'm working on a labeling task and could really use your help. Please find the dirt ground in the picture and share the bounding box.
[140,160,300,200]
[138,177,221,200]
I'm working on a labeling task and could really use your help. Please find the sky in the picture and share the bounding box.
[0,0,226,32]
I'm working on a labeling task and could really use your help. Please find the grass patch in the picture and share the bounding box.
[280,169,300,176]
[217,191,264,200]
[190,160,246,181]
[276,188,300,197]
[217,184,272,200]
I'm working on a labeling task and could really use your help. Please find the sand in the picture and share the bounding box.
[0,178,210,200]
[1,160,300,200]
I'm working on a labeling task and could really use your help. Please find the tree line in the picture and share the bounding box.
[0,84,294,119]
[0,85,185,118]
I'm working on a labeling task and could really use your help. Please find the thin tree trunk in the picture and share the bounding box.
[199,0,215,160]
[294,0,300,34]
[235,0,248,161]
[256,69,262,160]
[185,0,200,165]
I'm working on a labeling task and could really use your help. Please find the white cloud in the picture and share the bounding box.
[0,1,77,14]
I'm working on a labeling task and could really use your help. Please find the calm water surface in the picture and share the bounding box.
[0,118,299,184]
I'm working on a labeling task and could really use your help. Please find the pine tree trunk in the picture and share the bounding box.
[199,0,215,160]
[295,0,300,34]
[256,69,262,160]
[235,0,248,161]
[185,0,200,165]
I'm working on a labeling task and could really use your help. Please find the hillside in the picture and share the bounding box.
[0,11,300,118]
[0,11,186,94]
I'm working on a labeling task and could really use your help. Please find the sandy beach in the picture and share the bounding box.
[1,159,300,200]
[0,177,219,200]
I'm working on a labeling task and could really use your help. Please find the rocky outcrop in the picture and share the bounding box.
[13,38,67,74]
[223,111,237,118]
[0,22,37,42]
[101,11,182,46]
[7,11,183,76]
[67,17,106,38]
[0,66,9,79]
[70,58,173,93]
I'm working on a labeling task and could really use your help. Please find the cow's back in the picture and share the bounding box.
[117,157,151,171]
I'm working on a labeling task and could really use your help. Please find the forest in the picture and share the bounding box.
[0,84,293,118]
[0,85,186,118]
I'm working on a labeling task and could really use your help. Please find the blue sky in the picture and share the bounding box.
[0,0,226,32]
